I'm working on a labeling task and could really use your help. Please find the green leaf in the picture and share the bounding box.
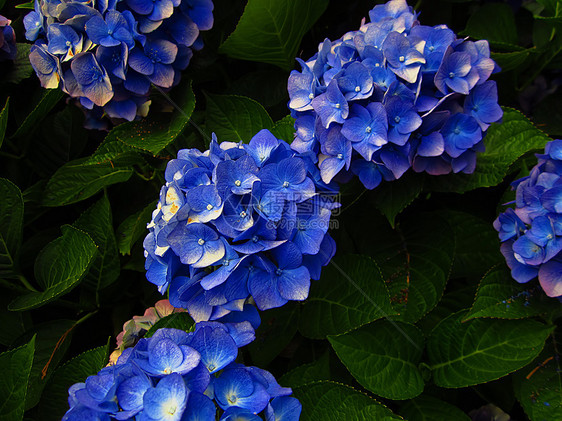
[533,92,562,137]
[10,89,65,140]
[19,320,75,410]
[0,336,35,421]
[0,97,8,149]
[328,320,424,400]
[461,3,518,47]
[144,313,195,338]
[73,195,120,290]
[8,226,97,311]
[463,266,560,321]
[299,255,396,339]
[248,303,299,367]
[0,293,31,347]
[0,179,24,280]
[270,115,296,143]
[15,1,34,8]
[371,213,455,323]
[117,201,156,255]
[512,339,562,420]
[428,108,551,193]
[293,381,402,420]
[205,94,273,142]
[438,210,503,280]
[219,0,329,70]
[5,44,34,85]
[428,311,553,388]
[43,158,133,207]
[399,395,471,421]
[279,351,331,388]
[491,49,534,73]
[371,172,424,228]
[38,343,109,421]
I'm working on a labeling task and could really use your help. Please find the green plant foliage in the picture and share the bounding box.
[428,108,551,193]
[299,255,396,339]
[219,0,329,70]
[144,313,195,337]
[0,178,24,281]
[294,381,402,420]
[329,320,425,400]
[462,3,519,47]
[464,266,560,321]
[11,89,65,140]
[42,159,134,207]
[205,94,273,142]
[8,226,97,311]
[0,336,35,421]
[399,395,471,421]
[38,343,109,421]
[513,340,562,420]
[117,200,157,255]
[428,311,553,388]
[279,351,331,388]
[0,97,8,149]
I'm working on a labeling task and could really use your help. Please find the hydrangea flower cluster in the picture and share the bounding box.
[64,325,302,420]
[24,0,213,122]
[287,0,502,189]
[143,129,338,321]
[494,139,562,298]
[109,299,186,364]
[0,15,16,61]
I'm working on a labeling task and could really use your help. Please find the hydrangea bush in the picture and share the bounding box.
[143,129,337,321]
[495,139,562,298]
[287,0,502,189]
[24,0,213,123]
[1,1,562,421]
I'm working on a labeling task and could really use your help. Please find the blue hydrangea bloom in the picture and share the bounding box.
[25,0,213,124]
[495,139,562,297]
[63,325,301,421]
[144,130,339,321]
[287,0,502,189]
[0,15,17,62]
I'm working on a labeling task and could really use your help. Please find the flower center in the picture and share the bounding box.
[198,238,205,246]
[252,236,259,243]
[228,395,238,404]
[337,153,343,159]
[365,126,372,134]
[240,211,247,218]
[276,268,283,276]
[234,180,242,187]
[399,56,405,62]
[394,116,401,124]
[283,181,290,188]
[449,72,455,79]
[308,93,314,99]
[454,128,460,135]
[335,103,341,109]
[206,204,213,210]
[428,46,435,52]
[355,86,361,92]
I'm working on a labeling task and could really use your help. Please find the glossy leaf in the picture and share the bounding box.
[0,178,24,280]
[371,172,424,228]
[0,336,35,421]
[10,89,65,140]
[428,311,553,388]
[117,201,156,255]
[43,158,133,207]
[279,352,331,388]
[73,195,120,290]
[428,108,551,193]
[8,226,97,311]
[299,255,396,339]
[462,3,519,47]
[513,340,562,420]
[205,94,273,142]
[270,115,296,143]
[219,0,329,70]
[329,320,425,400]
[399,395,471,421]
[293,381,402,420]
[38,343,109,421]
[5,44,34,85]
[144,313,195,338]
[464,266,560,321]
